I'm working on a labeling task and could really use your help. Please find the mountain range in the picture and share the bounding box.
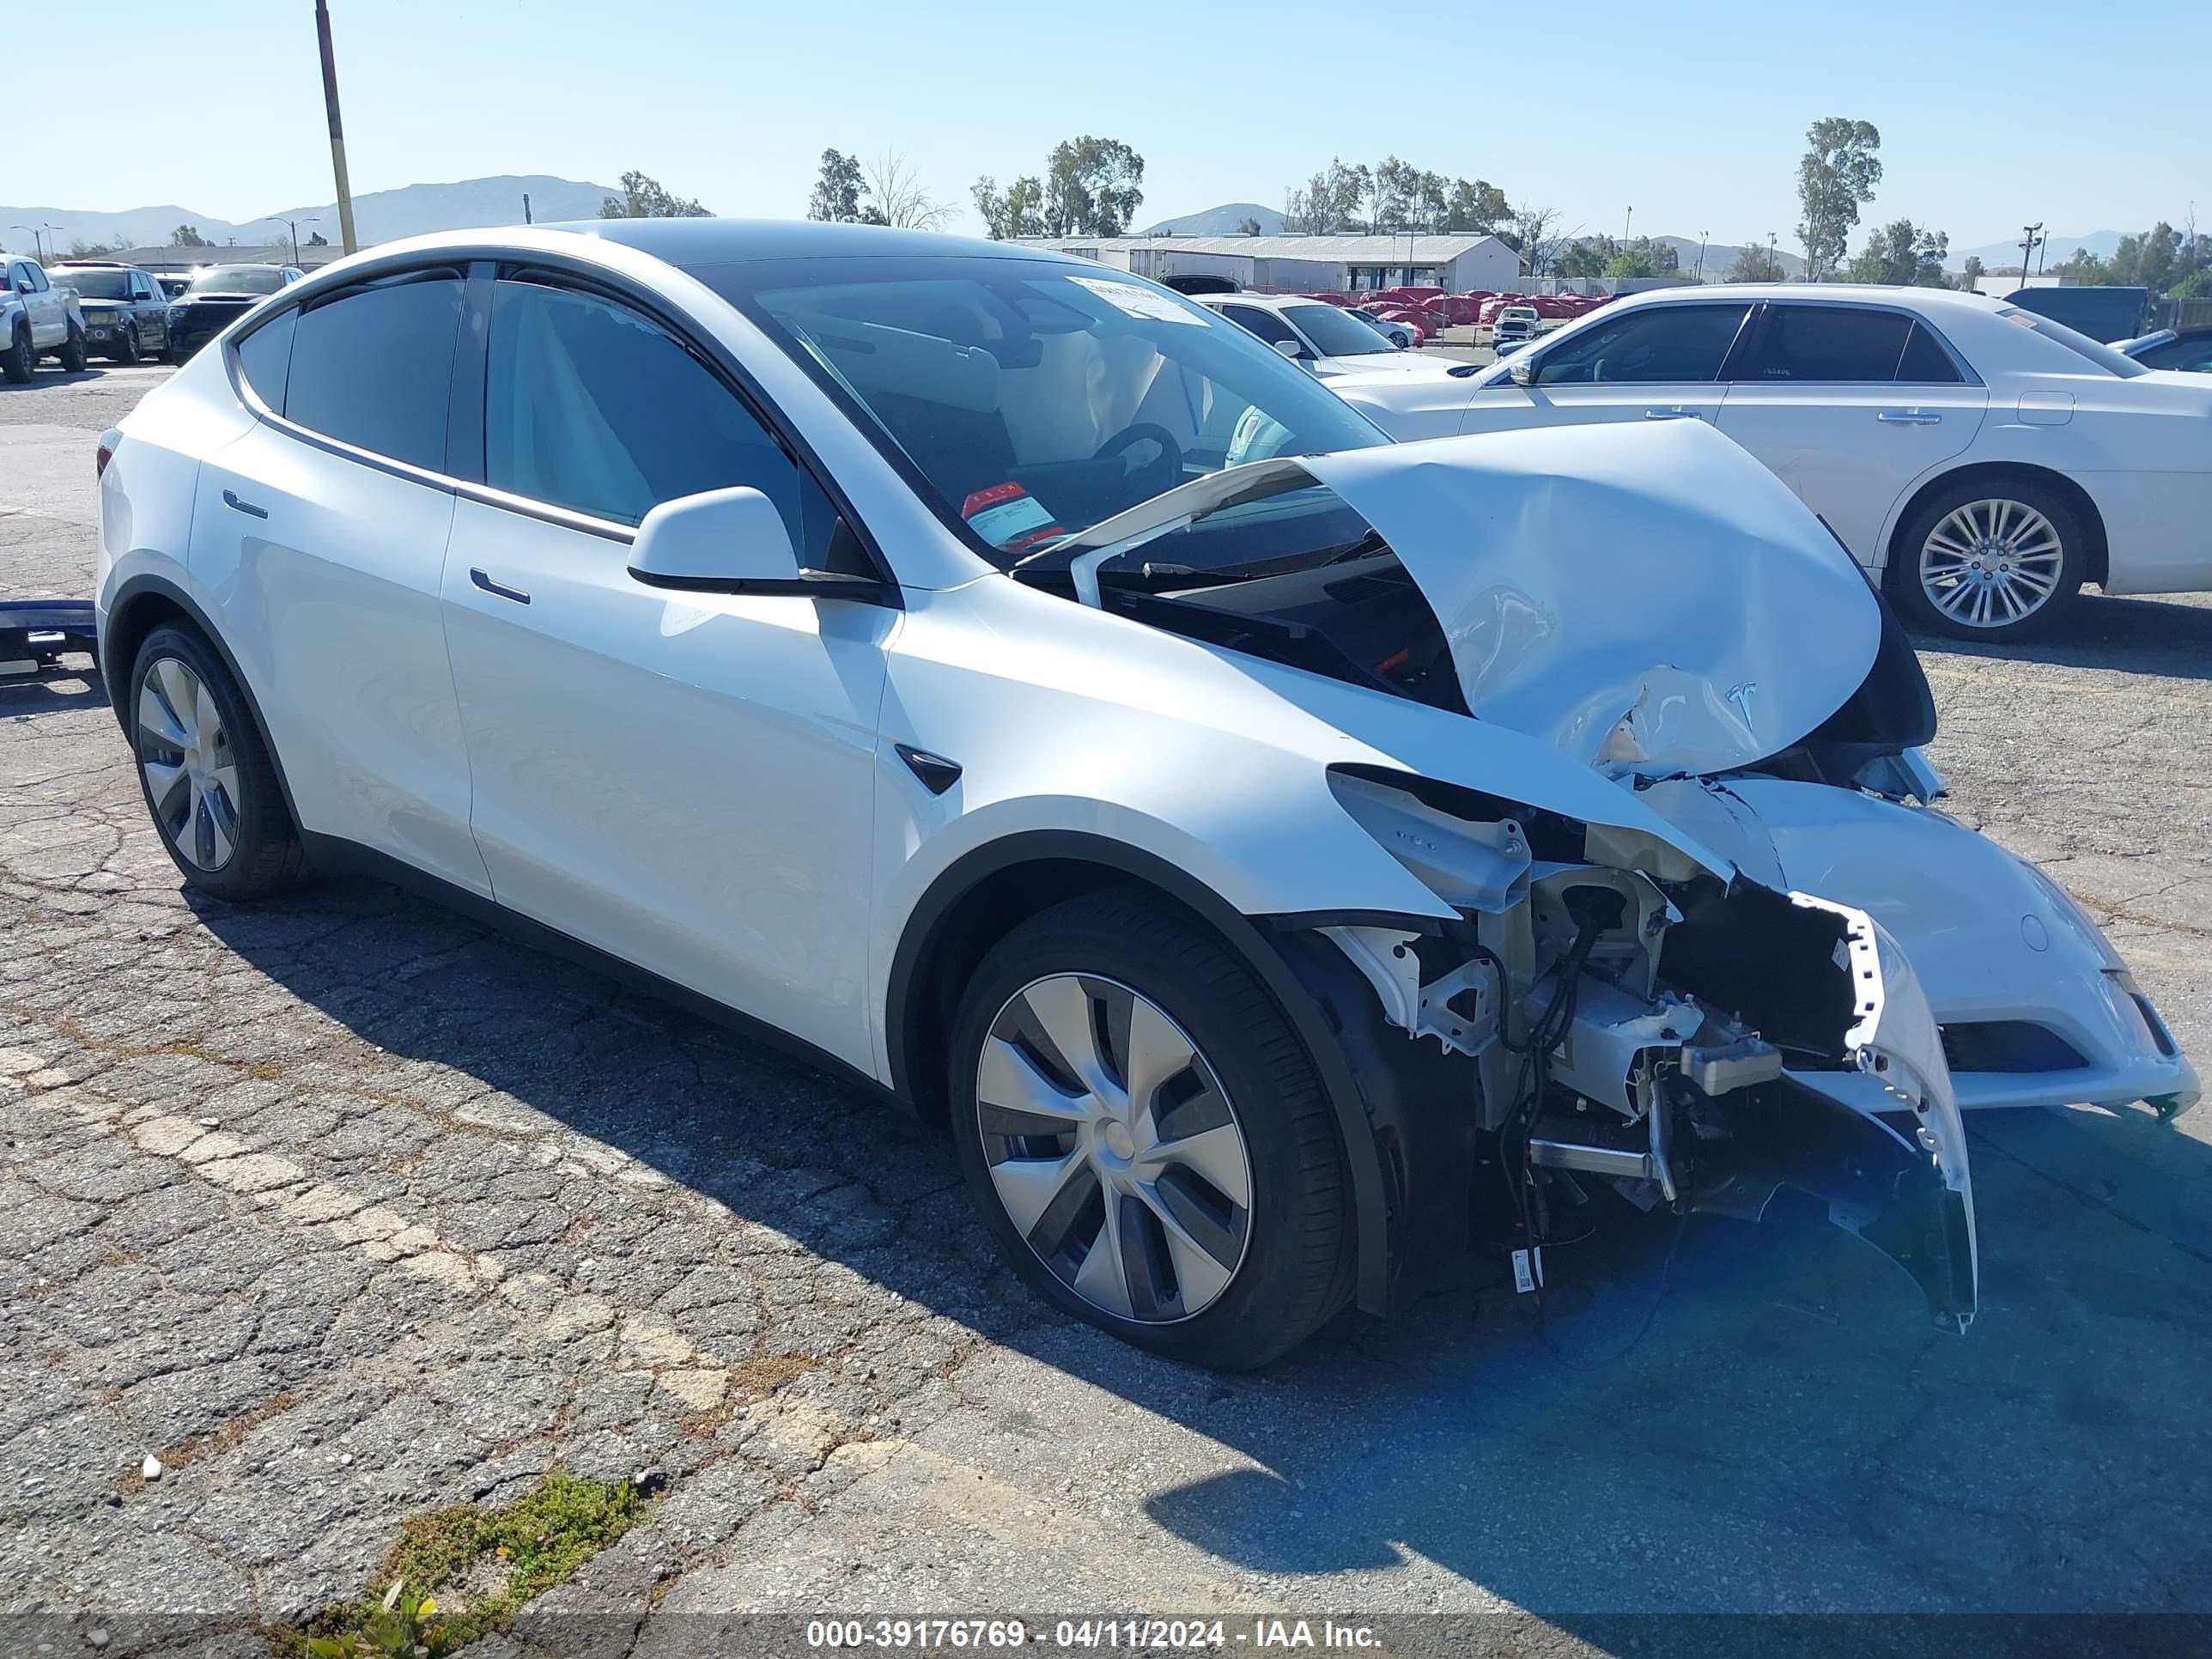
[0,175,619,256]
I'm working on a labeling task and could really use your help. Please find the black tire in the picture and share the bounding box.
[1887,476,2086,641]
[3,326,31,385]
[58,324,88,374]
[128,623,306,902]
[113,327,141,366]
[948,887,1354,1370]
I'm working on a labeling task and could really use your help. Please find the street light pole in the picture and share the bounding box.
[279,216,319,266]
[1696,229,1708,280]
[42,224,63,262]
[10,226,45,262]
[1624,205,1633,246]
[2020,223,2043,283]
[315,1,359,254]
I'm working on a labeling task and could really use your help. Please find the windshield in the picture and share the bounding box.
[53,269,131,299]
[704,256,1387,563]
[186,266,286,295]
[1283,301,1398,357]
[1998,309,2148,378]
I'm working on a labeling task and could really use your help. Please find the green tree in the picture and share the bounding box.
[1554,236,1613,278]
[1043,137,1146,238]
[2171,268,2212,300]
[170,224,209,247]
[599,171,709,219]
[1845,219,1949,286]
[1235,216,1262,236]
[1729,241,1783,282]
[1796,118,1883,280]
[972,174,1045,240]
[1959,253,1985,289]
[1443,178,1510,234]
[2057,246,2112,283]
[807,149,868,222]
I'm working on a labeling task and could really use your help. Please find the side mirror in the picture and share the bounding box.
[1508,354,1535,386]
[1269,337,1306,362]
[627,486,888,601]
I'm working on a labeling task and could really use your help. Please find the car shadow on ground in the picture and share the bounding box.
[0,368,125,390]
[184,866,2212,1633]
[1909,591,2212,682]
[0,665,106,717]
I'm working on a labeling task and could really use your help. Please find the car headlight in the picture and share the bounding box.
[167,307,187,324]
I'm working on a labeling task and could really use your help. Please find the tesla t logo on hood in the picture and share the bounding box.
[1727,682,1759,730]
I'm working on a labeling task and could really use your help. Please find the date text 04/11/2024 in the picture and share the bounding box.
[804,1619,1383,1650]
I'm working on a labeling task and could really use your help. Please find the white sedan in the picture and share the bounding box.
[1334,283,2212,640]
[93,226,2195,1363]
[1195,291,1465,379]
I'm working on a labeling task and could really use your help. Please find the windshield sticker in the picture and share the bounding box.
[962,483,1066,551]
[1068,276,1206,326]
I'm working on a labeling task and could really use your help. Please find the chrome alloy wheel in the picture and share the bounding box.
[976,974,1254,1324]
[1918,498,2065,629]
[137,657,240,872]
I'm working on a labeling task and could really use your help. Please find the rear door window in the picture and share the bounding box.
[282,271,465,471]
[1218,304,1303,351]
[1731,305,1916,382]
[1532,304,1751,384]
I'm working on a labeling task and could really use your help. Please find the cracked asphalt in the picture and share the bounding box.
[4,368,2210,1656]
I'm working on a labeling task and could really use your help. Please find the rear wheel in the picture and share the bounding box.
[3,327,31,384]
[948,888,1354,1370]
[1888,477,2085,641]
[129,624,305,902]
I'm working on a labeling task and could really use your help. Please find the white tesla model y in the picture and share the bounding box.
[95,222,2197,1367]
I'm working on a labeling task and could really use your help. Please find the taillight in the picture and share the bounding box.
[95,441,113,478]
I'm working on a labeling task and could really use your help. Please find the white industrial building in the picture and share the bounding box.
[1018,233,1524,294]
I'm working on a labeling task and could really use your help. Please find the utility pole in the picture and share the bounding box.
[2019,223,2043,283]
[1767,231,1778,282]
[315,1,359,254]
[1624,205,1633,246]
[279,216,319,266]
[1696,229,1708,280]
[522,192,532,226]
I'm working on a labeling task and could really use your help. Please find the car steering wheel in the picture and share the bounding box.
[1094,422,1183,507]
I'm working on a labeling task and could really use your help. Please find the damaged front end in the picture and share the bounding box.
[1312,767,1978,1333]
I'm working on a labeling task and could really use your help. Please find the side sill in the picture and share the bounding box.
[299,831,907,1116]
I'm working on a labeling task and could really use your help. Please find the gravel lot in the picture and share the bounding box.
[4,367,2211,1656]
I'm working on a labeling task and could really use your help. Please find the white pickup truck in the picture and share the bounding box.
[3,257,88,383]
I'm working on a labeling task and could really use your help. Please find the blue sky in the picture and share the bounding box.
[11,0,2203,253]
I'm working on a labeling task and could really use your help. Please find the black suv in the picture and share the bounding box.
[46,263,172,363]
[162,264,303,359]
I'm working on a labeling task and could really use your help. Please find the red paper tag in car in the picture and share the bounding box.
[961,483,1064,552]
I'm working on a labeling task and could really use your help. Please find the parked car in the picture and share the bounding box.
[1345,306,1415,349]
[2117,327,2212,374]
[3,256,88,382]
[162,263,303,359]
[154,272,193,301]
[46,262,171,363]
[2002,284,2150,344]
[95,224,2194,1365]
[1334,283,2212,640]
[1490,304,1539,352]
[1195,291,1458,377]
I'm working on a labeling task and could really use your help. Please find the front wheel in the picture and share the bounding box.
[58,325,88,373]
[948,889,1354,1370]
[129,624,306,901]
[1888,479,2085,641]
[113,327,142,366]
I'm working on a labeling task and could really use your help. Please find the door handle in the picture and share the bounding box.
[1877,410,1942,425]
[469,568,532,605]
[221,489,268,519]
[1643,406,1701,420]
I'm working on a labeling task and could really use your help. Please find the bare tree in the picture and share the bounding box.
[1506,205,1572,276]
[864,151,951,232]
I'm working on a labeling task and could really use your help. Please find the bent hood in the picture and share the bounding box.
[1304,422,1883,773]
